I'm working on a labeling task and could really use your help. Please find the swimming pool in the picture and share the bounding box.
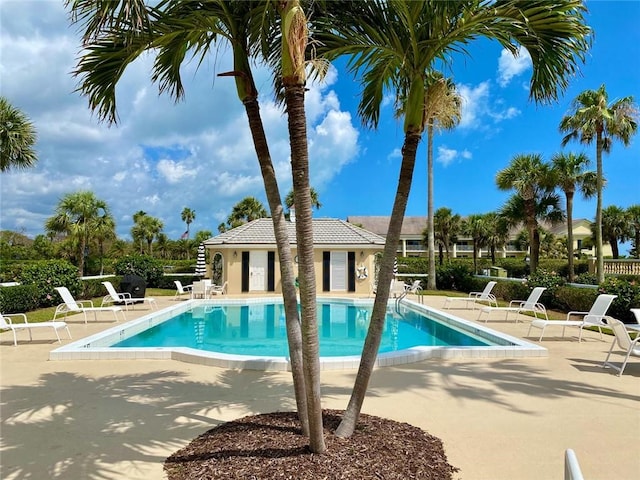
[50,297,547,370]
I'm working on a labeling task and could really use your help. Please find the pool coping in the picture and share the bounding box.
[49,297,547,371]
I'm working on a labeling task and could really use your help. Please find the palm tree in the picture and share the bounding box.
[285,187,321,211]
[92,214,116,275]
[45,191,112,276]
[499,192,565,270]
[180,207,195,238]
[549,152,597,281]
[226,197,268,229]
[496,154,559,274]
[317,0,591,438]
[600,205,631,259]
[559,84,638,282]
[627,204,640,258]
[67,0,309,440]
[277,0,325,452]
[462,214,489,274]
[0,96,37,172]
[432,207,461,265]
[421,74,462,290]
[483,212,510,265]
[131,212,163,255]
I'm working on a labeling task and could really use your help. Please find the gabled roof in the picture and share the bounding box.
[204,218,386,247]
[347,216,427,236]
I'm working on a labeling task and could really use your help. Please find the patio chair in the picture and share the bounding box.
[1,313,71,346]
[174,280,193,300]
[101,281,157,310]
[53,286,125,324]
[191,281,207,299]
[477,287,547,323]
[210,281,228,296]
[602,317,640,376]
[443,281,497,310]
[631,308,640,324]
[527,294,617,342]
[404,280,423,295]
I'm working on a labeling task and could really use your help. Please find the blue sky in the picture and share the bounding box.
[1,1,639,251]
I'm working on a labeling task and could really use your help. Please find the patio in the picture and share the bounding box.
[1,295,638,479]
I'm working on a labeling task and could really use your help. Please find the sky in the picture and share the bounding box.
[1,1,639,251]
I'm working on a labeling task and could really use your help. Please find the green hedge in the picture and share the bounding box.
[0,284,40,314]
[18,260,82,308]
[113,255,164,287]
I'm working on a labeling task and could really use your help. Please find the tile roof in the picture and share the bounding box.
[204,218,386,247]
[347,216,427,236]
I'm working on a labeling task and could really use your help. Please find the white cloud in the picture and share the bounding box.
[457,81,522,130]
[387,148,402,161]
[497,46,532,87]
[156,159,198,184]
[436,146,472,167]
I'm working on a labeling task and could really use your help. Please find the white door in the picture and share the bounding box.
[330,251,347,291]
[249,251,267,291]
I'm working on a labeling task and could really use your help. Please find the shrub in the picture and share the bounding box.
[82,277,116,300]
[155,275,199,290]
[435,263,474,291]
[573,272,598,285]
[18,260,82,308]
[598,277,640,323]
[554,285,599,312]
[113,255,164,287]
[493,280,530,303]
[525,269,565,309]
[0,284,40,313]
[496,258,529,278]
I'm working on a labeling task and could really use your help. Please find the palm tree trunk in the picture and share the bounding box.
[79,235,86,277]
[244,97,309,435]
[336,132,420,438]
[473,242,478,274]
[284,84,325,453]
[525,199,539,274]
[566,192,575,281]
[427,124,436,290]
[610,236,620,258]
[595,133,604,283]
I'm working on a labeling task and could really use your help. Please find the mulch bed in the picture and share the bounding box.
[165,410,458,479]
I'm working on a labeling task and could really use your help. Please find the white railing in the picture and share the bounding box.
[589,259,640,276]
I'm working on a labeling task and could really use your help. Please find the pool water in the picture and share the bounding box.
[113,302,490,357]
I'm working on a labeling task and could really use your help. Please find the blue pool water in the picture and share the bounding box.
[113,301,490,356]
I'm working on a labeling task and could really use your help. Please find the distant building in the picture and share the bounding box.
[346,216,611,259]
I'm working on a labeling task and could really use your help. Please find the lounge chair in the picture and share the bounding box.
[101,281,157,310]
[527,294,617,342]
[174,280,193,300]
[631,308,640,324]
[210,281,228,296]
[477,286,547,323]
[53,286,125,324]
[443,281,497,310]
[602,317,640,376]
[1,313,71,346]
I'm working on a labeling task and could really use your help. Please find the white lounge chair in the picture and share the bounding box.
[404,280,423,295]
[54,286,125,324]
[527,294,617,342]
[101,281,157,310]
[443,281,497,310]
[602,317,640,376]
[1,313,71,346]
[631,308,640,324]
[174,280,193,300]
[477,286,547,323]
[210,281,228,296]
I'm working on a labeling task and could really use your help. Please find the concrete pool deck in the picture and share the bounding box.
[1,294,638,479]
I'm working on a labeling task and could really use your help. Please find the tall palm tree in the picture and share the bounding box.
[627,204,640,259]
[549,152,597,281]
[277,0,325,452]
[180,207,195,238]
[0,96,38,172]
[92,213,116,275]
[559,84,638,282]
[462,214,489,274]
[600,205,631,259]
[432,207,461,265]
[67,0,309,436]
[496,154,558,274]
[45,190,112,276]
[424,75,461,289]
[317,0,591,438]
